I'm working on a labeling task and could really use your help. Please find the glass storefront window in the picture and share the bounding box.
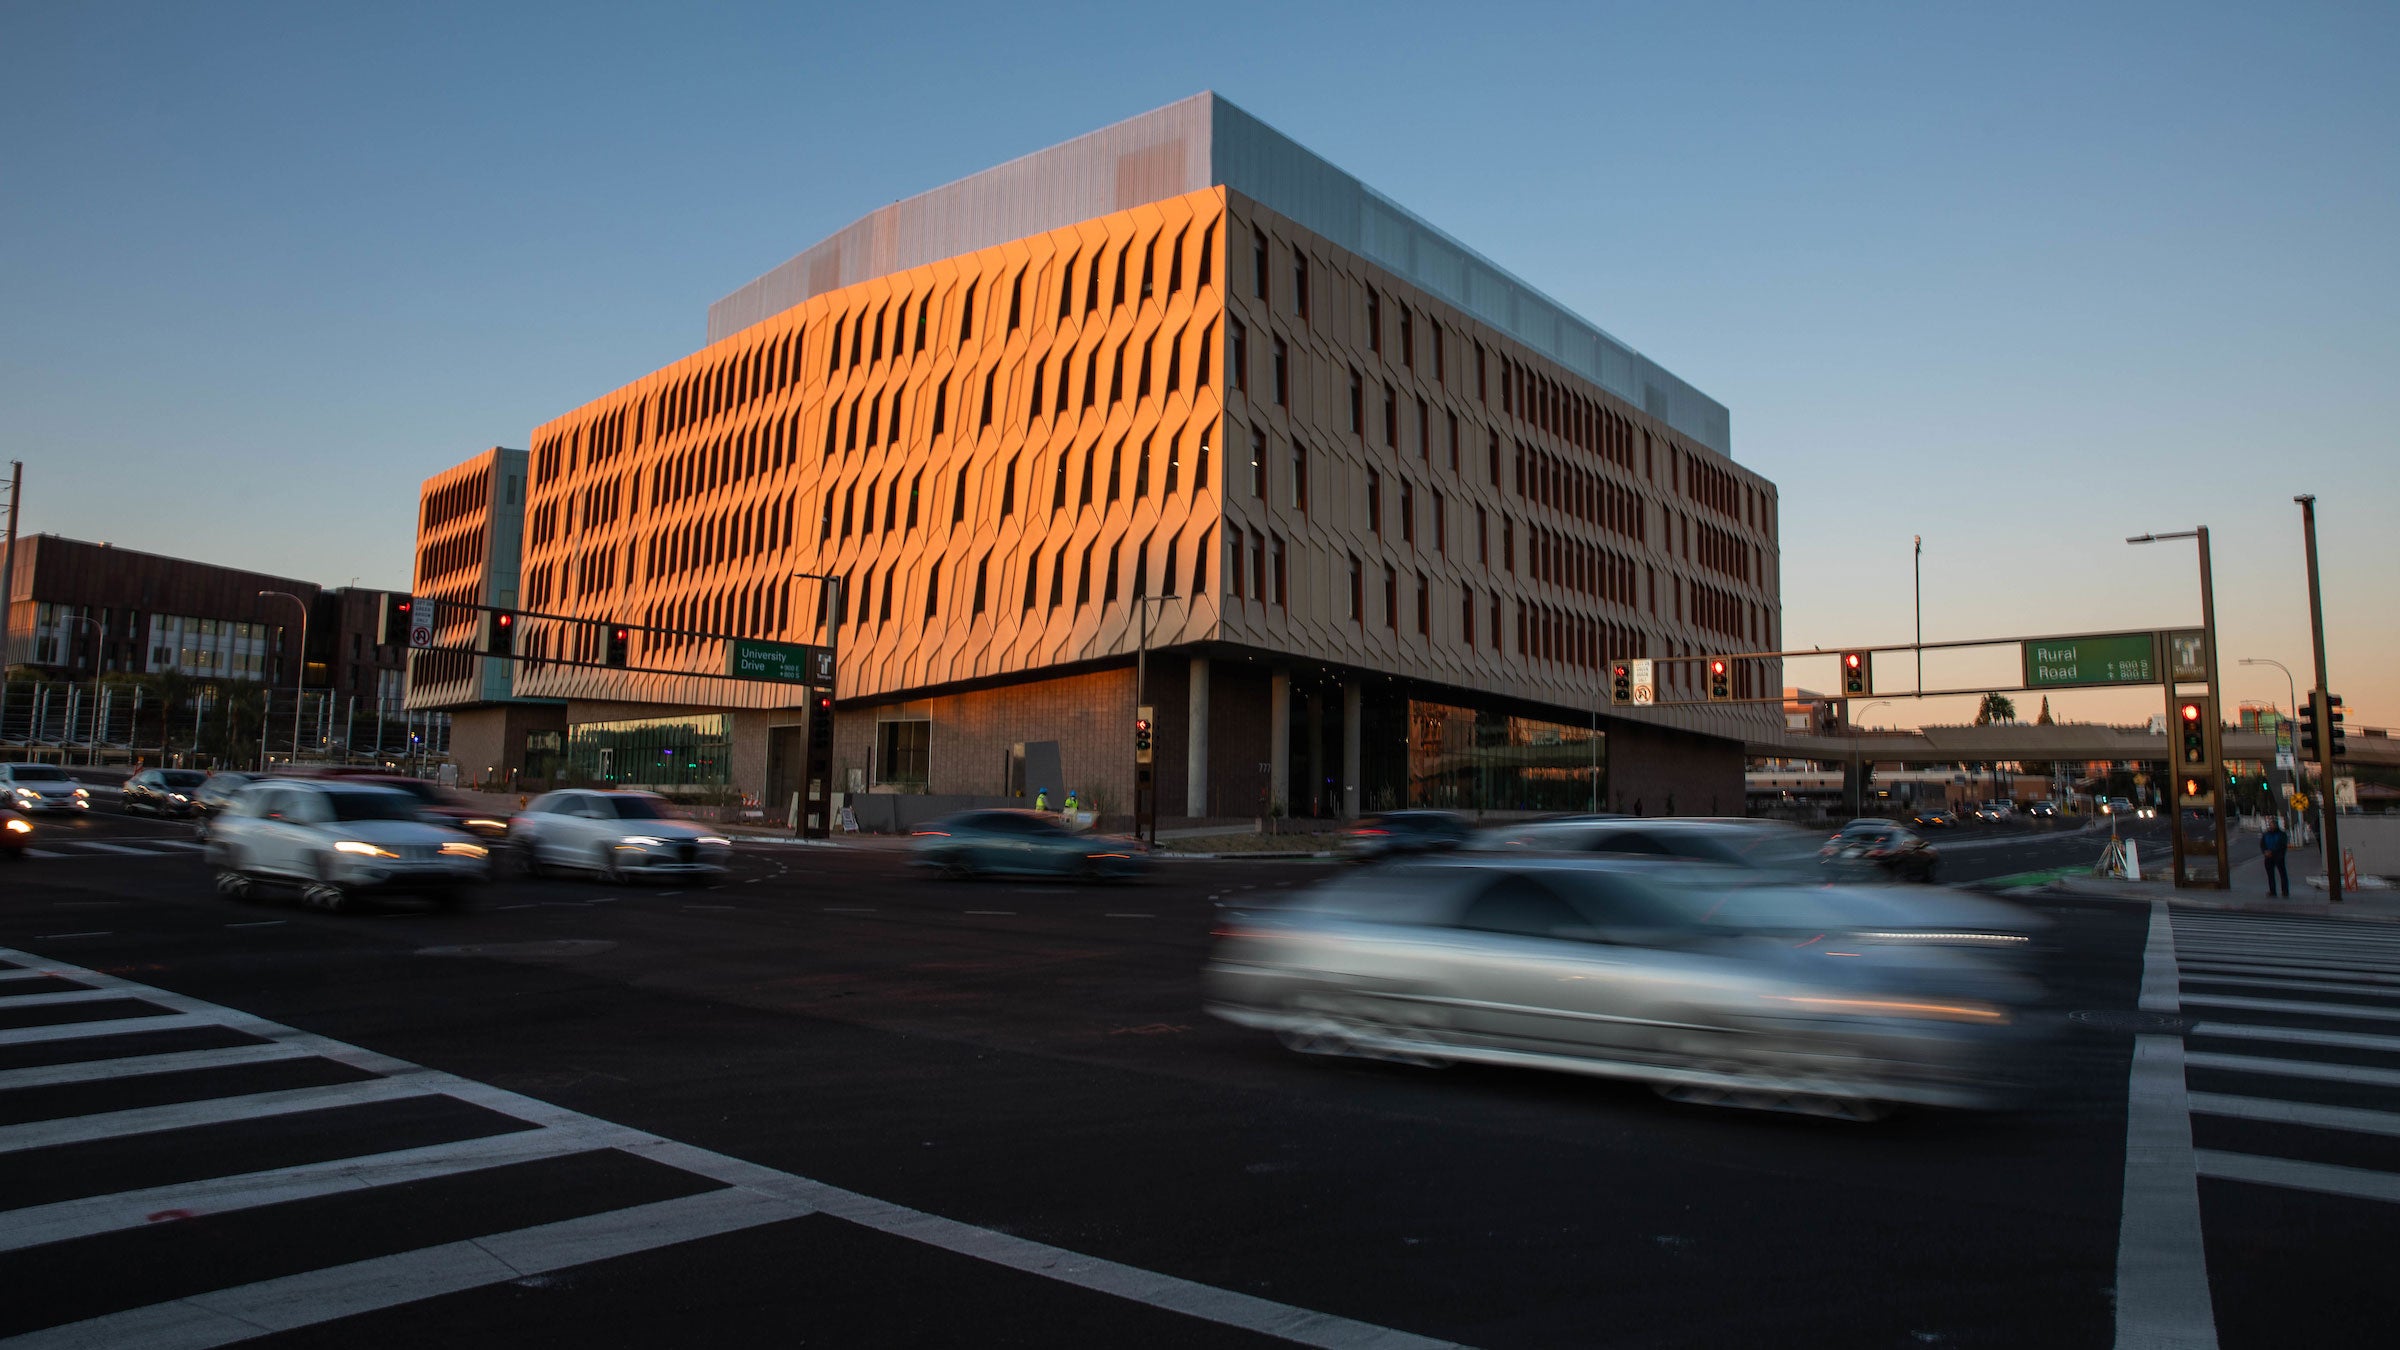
[562,714,733,798]
[1406,699,1603,813]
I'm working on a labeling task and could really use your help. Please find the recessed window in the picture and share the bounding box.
[1253,228,1269,302]
[1197,228,1212,288]
[1348,556,1362,622]
[1383,385,1398,448]
[1291,444,1309,514]
[1249,533,1266,601]
[1384,565,1398,631]
[923,560,941,619]
[972,554,988,617]
[875,719,930,791]
[1366,469,1382,536]
[1271,336,1288,407]
[1366,290,1381,353]
[1400,306,1413,368]
[1250,428,1266,497]
[1349,371,1363,435]
[1059,254,1077,319]
[1271,535,1287,608]
[1230,319,1248,395]
[1400,480,1415,545]
[1293,254,1309,319]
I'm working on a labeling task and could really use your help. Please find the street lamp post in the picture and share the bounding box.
[258,592,309,773]
[2127,528,2228,889]
[2239,656,2298,833]
[789,572,843,838]
[65,613,103,765]
[1852,699,1893,729]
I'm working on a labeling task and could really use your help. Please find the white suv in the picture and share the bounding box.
[1,763,90,814]
[510,790,732,882]
[206,780,489,910]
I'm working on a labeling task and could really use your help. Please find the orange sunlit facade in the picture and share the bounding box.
[413,94,1779,819]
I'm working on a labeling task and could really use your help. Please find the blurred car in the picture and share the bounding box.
[1820,822,1941,883]
[2022,801,2060,821]
[1907,809,1957,830]
[195,772,254,816]
[1338,810,1473,862]
[1468,817,1824,872]
[346,775,511,840]
[205,779,488,910]
[0,763,89,814]
[908,809,1150,881]
[1,806,30,858]
[122,768,210,818]
[1205,857,2048,1117]
[2102,796,2135,817]
[1971,802,2017,824]
[510,790,732,881]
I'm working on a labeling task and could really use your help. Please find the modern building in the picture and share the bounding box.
[415,93,1781,818]
[1,532,416,759]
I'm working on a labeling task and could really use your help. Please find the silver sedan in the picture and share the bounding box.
[509,790,733,882]
[1205,857,2050,1119]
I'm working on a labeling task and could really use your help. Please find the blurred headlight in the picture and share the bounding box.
[12,787,34,798]
[333,841,399,858]
[464,818,507,831]
[439,841,488,858]
[620,835,666,847]
[74,788,89,798]
[696,835,731,846]
[1856,931,2028,945]
[1765,994,2010,1024]
[169,793,189,802]
[5,818,29,834]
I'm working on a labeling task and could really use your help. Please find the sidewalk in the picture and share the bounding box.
[2032,841,2400,922]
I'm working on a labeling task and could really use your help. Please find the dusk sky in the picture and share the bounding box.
[5,1,2393,729]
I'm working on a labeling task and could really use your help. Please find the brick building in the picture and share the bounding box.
[411,94,1779,818]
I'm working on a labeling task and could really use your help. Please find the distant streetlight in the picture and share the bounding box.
[1853,699,1892,729]
[259,591,310,772]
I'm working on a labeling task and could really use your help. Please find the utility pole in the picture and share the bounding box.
[0,461,20,750]
[2297,495,2341,902]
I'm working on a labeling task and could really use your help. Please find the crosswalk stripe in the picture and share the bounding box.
[0,1188,810,1350]
[0,1075,435,1155]
[0,1123,642,1254]
[2174,952,2400,978]
[2182,963,2400,989]
[2189,1091,2400,1138]
[2181,973,2400,1000]
[0,968,60,984]
[73,841,171,856]
[2180,993,2400,1024]
[0,987,145,1010]
[2193,1022,2400,1055]
[0,1012,215,1047]
[0,1043,314,1092]
[2175,938,2400,962]
[2186,1050,2400,1088]
[2195,1149,2400,1204]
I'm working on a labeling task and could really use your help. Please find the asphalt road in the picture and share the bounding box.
[0,805,2389,1347]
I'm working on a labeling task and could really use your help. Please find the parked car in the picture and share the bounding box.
[1820,822,1942,883]
[0,763,89,815]
[205,780,489,910]
[1,806,30,858]
[1337,810,1473,862]
[509,790,733,882]
[122,768,210,818]
[1205,857,2048,1117]
[907,809,1150,881]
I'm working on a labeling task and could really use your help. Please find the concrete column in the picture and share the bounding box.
[1268,668,1291,817]
[1341,680,1362,819]
[1305,693,1325,819]
[1187,657,1210,818]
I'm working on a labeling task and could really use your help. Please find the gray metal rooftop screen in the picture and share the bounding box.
[705,93,1730,457]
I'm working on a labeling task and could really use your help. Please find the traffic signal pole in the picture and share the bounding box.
[2297,496,2341,902]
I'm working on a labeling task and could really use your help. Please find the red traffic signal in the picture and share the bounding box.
[604,623,632,668]
[1706,659,1732,702]
[1839,650,1870,697]
[2180,702,2202,722]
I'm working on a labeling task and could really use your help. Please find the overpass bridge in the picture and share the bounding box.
[1746,721,2400,771]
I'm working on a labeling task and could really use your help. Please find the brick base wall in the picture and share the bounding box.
[1605,718,1745,817]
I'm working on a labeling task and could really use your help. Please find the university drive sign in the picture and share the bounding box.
[725,638,836,686]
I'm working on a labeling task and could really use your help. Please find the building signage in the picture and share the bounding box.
[726,638,836,686]
[2167,629,2207,683]
[2021,632,2158,690]
[1630,659,1656,707]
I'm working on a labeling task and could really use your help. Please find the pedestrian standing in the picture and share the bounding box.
[2261,816,2290,898]
[1034,787,1048,812]
[1064,788,1078,814]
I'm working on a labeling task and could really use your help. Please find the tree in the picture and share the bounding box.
[2036,697,2055,725]
[1975,693,2017,725]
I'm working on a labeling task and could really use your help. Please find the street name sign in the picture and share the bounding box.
[2021,632,2158,690]
[726,638,836,686]
[1630,658,1656,707]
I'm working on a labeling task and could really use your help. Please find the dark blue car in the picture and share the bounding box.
[908,809,1151,881]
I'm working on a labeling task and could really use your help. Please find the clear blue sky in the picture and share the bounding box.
[5,1,2393,728]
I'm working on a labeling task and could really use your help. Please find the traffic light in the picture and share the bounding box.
[2183,777,2203,801]
[808,691,834,743]
[1840,651,1870,698]
[605,623,632,668]
[1610,663,1633,707]
[1706,659,1732,702]
[2178,699,2206,767]
[376,593,413,645]
[1134,715,1154,764]
[479,609,516,657]
[2328,693,2348,758]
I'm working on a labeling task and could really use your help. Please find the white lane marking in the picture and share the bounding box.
[0,1012,215,1046]
[23,848,68,859]
[2189,1091,2400,1139]
[0,1042,314,1092]
[2174,942,2400,967]
[0,1121,645,1255]
[2179,973,2400,999]
[2193,1022,2400,1054]
[2115,901,2218,1350]
[225,920,285,929]
[2179,993,2400,1024]
[0,968,62,984]
[5,1189,807,1350]
[2185,1051,2400,1089]
[963,910,1016,916]
[822,906,876,912]
[0,988,137,1009]
[30,932,111,941]
[2194,1151,2400,1205]
[1104,913,1156,919]
[0,946,1469,1350]
[0,1076,435,1155]
[2170,947,2400,975]
[73,841,166,856]
[2181,960,2400,987]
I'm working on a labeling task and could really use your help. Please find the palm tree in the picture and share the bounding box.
[1976,693,2017,725]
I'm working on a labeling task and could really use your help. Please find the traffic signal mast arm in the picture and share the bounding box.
[381,592,827,685]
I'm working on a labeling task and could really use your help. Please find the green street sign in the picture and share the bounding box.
[726,638,836,686]
[2021,632,2159,690]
